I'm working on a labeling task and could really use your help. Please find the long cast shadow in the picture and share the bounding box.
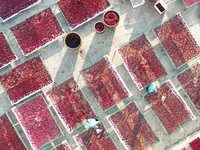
[130,112,144,149]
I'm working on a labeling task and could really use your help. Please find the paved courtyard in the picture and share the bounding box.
[1,0,200,149]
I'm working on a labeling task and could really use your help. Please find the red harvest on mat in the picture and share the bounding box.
[177,62,200,114]
[73,123,117,150]
[117,34,166,90]
[107,102,158,150]
[0,56,53,105]
[154,13,200,68]
[144,80,195,135]
[0,32,17,69]
[57,0,111,30]
[103,11,119,26]
[189,137,200,150]
[12,95,61,150]
[0,0,40,22]
[182,0,199,7]
[0,114,26,150]
[54,140,71,150]
[10,8,65,56]
[45,77,96,134]
[80,55,131,111]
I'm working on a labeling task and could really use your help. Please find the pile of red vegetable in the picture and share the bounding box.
[0,114,26,150]
[74,123,117,150]
[0,0,40,21]
[189,137,200,150]
[57,0,111,30]
[0,32,17,69]
[46,77,96,134]
[80,55,131,111]
[13,95,61,149]
[154,13,200,68]
[117,34,166,90]
[108,102,159,150]
[0,56,53,105]
[144,80,194,134]
[177,63,200,114]
[183,0,199,7]
[11,8,64,56]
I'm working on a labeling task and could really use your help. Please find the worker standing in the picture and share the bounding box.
[148,83,157,93]
[86,118,102,134]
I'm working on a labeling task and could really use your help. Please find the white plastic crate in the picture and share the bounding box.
[130,0,145,8]
[154,0,167,14]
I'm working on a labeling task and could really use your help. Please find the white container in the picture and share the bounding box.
[154,0,167,14]
[130,0,145,8]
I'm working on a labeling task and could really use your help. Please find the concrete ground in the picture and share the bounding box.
[1,0,200,149]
